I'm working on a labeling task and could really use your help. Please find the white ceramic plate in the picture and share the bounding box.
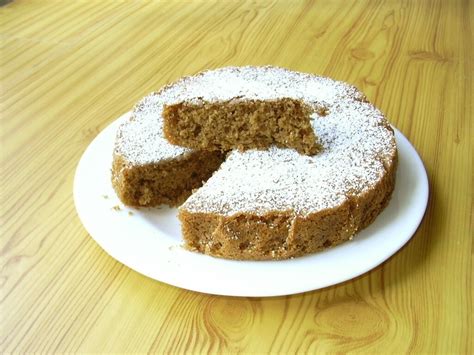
[74,112,429,297]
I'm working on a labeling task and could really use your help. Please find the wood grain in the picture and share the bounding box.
[0,0,471,353]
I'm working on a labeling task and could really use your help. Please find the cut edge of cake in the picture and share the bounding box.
[162,97,323,155]
[112,149,225,208]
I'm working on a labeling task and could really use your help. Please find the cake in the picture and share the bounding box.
[112,66,397,260]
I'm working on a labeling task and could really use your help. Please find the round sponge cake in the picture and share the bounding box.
[112,66,397,260]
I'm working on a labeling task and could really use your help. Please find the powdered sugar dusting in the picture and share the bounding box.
[114,93,190,165]
[114,66,396,216]
[159,65,364,107]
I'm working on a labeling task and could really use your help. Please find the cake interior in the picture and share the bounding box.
[112,150,224,207]
[163,98,321,155]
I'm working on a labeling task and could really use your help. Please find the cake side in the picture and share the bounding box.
[179,204,354,260]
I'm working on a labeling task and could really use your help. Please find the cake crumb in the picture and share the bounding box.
[112,205,121,211]
[102,194,109,199]
[128,211,134,216]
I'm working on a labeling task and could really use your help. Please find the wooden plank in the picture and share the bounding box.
[0,0,471,352]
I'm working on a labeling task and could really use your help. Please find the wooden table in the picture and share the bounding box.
[1,0,471,353]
